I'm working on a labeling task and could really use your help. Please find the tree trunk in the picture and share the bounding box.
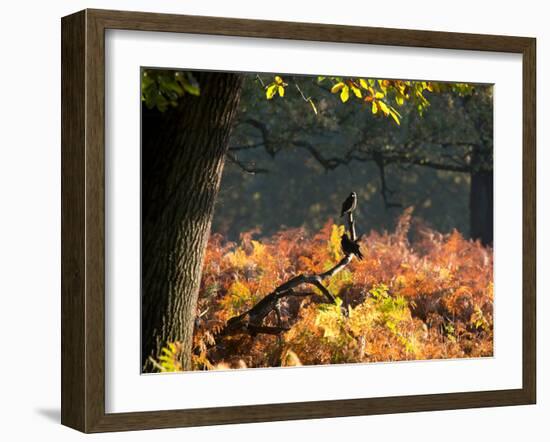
[469,169,493,246]
[141,72,244,371]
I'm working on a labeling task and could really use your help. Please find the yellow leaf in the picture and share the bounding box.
[375,91,385,99]
[278,85,285,97]
[372,101,378,114]
[328,224,345,260]
[390,106,402,118]
[331,82,345,93]
[396,94,404,106]
[228,281,251,299]
[389,110,401,125]
[359,78,369,89]
[350,84,362,98]
[275,75,284,85]
[378,100,390,116]
[340,86,350,103]
[282,350,302,367]
[266,84,277,99]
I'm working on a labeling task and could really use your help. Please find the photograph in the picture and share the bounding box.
[140,69,494,373]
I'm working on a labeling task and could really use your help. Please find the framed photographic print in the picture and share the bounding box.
[61,9,536,433]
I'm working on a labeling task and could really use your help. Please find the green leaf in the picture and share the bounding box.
[181,81,200,96]
[177,72,200,96]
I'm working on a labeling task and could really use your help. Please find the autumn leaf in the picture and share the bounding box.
[349,82,362,98]
[266,84,278,99]
[389,109,401,125]
[340,86,350,103]
[378,100,390,116]
[331,82,345,93]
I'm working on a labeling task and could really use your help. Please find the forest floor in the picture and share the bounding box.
[156,210,493,371]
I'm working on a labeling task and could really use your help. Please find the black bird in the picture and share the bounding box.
[340,192,357,217]
[341,233,364,260]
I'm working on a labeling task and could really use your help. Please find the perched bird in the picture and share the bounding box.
[341,233,364,260]
[340,192,357,217]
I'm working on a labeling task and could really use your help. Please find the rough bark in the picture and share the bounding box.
[141,72,244,371]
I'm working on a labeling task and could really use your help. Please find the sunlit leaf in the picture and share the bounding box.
[266,84,278,99]
[331,82,345,93]
[350,83,362,98]
[340,86,350,103]
[389,109,401,125]
[378,100,390,116]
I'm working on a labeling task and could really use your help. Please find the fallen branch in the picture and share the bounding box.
[210,199,360,345]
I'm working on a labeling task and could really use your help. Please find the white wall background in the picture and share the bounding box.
[0,0,546,440]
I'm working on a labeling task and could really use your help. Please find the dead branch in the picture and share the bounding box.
[209,198,360,347]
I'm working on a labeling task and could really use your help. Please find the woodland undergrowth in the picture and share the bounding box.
[154,209,493,372]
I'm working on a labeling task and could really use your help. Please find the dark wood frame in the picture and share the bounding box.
[61,8,536,433]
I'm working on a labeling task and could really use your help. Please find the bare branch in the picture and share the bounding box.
[226,151,269,175]
[404,157,470,173]
[255,74,266,89]
[210,206,359,345]
[373,152,402,209]
[228,142,265,151]
[238,118,278,157]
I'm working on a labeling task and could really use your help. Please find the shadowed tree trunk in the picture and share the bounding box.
[469,147,493,246]
[141,72,244,371]
[470,170,493,245]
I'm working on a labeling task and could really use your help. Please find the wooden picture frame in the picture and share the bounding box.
[61,8,536,433]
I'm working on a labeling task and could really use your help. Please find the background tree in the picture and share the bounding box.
[223,75,492,243]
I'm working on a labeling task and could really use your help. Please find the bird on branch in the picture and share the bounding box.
[340,192,357,217]
[341,233,364,260]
